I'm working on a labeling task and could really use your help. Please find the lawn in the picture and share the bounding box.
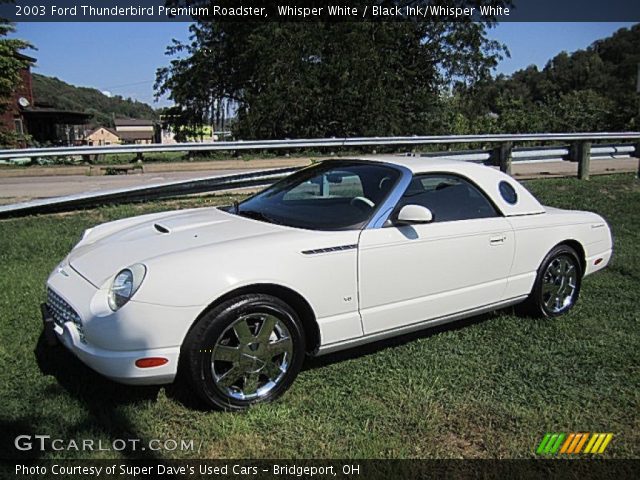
[0,174,638,460]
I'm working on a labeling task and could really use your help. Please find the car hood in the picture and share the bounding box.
[69,207,286,287]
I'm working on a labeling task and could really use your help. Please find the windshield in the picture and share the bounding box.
[229,161,401,230]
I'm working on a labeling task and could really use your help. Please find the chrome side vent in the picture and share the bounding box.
[154,223,170,234]
[301,244,357,255]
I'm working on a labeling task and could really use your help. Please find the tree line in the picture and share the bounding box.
[456,23,640,134]
[155,0,511,141]
[156,3,639,140]
[33,74,157,128]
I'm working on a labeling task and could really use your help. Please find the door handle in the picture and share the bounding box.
[489,235,507,245]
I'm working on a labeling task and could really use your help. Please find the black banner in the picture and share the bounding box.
[0,0,639,22]
[2,459,640,480]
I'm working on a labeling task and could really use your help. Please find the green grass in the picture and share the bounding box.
[0,175,638,460]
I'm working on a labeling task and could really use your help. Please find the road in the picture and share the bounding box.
[0,169,243,204]
[510,157,637,179]
[0,157,636,205]
[0,157,313,205]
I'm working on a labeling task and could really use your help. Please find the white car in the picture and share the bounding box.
[43,157,612,409]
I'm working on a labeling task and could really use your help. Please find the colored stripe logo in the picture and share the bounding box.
[536,433,613,455]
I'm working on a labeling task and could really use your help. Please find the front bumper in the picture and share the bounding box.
[44,263,200,385]
[585,248,613,276]
[41,302,178,385]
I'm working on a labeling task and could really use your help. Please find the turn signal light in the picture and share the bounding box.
[135,357,169,368]
[594,258,603,265]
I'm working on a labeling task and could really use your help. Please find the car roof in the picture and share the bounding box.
[344,154,494,174]
[328,155,546,216]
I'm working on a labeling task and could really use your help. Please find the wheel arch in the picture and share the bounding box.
[556,239,586,277]
[521,238,586,317]
[187,283,321,355]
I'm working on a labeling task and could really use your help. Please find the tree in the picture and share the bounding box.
[0,14,32,145]
[0,24,30,103]
[463,23,640,133]
[156,1,510,140]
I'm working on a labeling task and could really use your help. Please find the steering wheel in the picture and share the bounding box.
[350,196,375,210]
[379,176,392,191]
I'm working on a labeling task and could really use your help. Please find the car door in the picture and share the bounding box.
[358,173,514,335]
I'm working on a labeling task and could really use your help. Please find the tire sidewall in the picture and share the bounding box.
[185,295,305,410]
[533,246,582,318]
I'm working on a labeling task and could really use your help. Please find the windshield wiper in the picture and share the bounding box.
[236,209,280,225]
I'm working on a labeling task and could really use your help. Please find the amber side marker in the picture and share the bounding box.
[135,357,169,368]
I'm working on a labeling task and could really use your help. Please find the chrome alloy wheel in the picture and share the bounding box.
[541,255,578,314]
[211,313,293,401]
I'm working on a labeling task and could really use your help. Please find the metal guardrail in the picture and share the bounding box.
[419,143,637,163]
[0,167,298,219]
[0,132,639,160]
[0,132,638,219]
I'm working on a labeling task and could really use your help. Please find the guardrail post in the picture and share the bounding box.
[569,141,579,162]
[576,141,592,180]
[635,140,640,179]
[135,152,143,163]
[495,141,513,175]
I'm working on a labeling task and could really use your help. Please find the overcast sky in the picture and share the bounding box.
[11,22,638,107]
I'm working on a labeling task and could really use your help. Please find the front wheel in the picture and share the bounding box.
[181,294,305,410]
[525,245,583,318]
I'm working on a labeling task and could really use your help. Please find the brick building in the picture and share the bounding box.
[0,53,91,146]
[0,53,35,142]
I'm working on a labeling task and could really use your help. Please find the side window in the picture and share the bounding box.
[283,170,364,201]
[400,174,497,222]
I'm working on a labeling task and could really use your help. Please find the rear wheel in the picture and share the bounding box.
[525,245,582,317]
[182,294,305,410]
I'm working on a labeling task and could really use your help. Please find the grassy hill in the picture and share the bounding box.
[32,73,157,127]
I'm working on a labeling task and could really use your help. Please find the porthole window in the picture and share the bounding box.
[499,181,518,205]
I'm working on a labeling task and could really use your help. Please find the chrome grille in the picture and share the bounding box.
[46,288,85,343]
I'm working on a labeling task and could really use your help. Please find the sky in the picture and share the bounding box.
[11,21,638,108]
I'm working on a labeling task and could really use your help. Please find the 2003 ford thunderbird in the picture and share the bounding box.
[43,157,612,409]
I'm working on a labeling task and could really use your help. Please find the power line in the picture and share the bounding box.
[100,80,154,90]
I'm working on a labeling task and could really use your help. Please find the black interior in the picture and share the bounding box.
[398,175,498,222]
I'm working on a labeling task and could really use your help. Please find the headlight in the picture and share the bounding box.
[108,264,146,311]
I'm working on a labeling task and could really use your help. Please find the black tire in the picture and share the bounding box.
[181,294,305,410]
[523,244,583,318]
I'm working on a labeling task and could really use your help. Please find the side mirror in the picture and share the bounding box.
[396,204,433,225]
